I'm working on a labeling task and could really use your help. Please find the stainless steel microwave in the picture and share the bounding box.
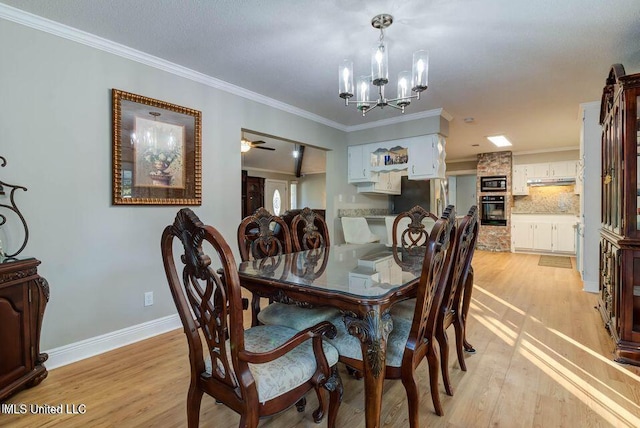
[480,175,507,192]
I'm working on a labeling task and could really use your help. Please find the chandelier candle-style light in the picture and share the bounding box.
[339,14,429,116]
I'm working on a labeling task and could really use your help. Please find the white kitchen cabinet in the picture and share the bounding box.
[549,160,578,178]
[534,223,553,251]
[511,215,577,254]
[511,221,535,249]
[348,145,375,183]
[357,171,401,195]
[553,223,576,253]
[512,164,529,195]
[407,134,446,180]
[528,163,550,178]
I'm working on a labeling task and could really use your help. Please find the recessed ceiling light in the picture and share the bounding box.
[487,135,512,147]
[463,117,474,123]
[471,144,480,147]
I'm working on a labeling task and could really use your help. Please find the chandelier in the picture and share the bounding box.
[338,14,428,116]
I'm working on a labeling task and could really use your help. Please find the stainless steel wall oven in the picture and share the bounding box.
[480,195,507,226]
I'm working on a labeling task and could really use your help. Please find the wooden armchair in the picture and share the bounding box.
[435,205,479,395]
[257,207,340,331]
[161,208,342,428]
[327,205,456,424]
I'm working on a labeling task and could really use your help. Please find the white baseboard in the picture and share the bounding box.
[44,314,182,370]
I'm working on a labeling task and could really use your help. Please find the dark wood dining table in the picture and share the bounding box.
[237,243,422,428]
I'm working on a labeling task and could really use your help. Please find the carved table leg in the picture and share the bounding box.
[343,308,393,428]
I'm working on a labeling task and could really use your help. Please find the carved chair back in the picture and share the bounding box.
[161,209,249,416]
[441,206,479,321]
[290,207,330,251]
[406,205,456,357]
[238,207,292,261]
[392,205,439,269]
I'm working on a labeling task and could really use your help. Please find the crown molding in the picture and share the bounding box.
[0,4,454,135]
[345,108,453,132]
[512,145,580,156]
[0,4,348,131]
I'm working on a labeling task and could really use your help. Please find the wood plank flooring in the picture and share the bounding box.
[3,251,640,427]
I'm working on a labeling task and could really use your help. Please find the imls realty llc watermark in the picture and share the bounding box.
[2,403,87,415]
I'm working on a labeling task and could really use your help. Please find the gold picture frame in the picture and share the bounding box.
[112,89,202,205]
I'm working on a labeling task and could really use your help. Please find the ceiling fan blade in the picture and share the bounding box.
[254,146,275,151]
[251,140,267,145]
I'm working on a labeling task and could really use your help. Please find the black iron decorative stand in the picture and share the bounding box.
[0,156,29,258]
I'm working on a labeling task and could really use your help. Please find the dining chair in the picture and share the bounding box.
[391,206,479,396]
[257,208,340,331]
[434,205,479,394]
[162,208,343,428]
[341,217,379,244]
[289,207,331,251]
[238,207,292,325]
[391,205,439,263]
[238,207,292,261]
[328,205,456,424]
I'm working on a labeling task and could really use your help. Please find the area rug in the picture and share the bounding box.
[538,255,572,269]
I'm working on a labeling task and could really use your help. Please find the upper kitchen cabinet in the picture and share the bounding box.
[597,64,640,365]
[407,134,446,180]
[512,164,529,195]
[347,145,374,183]
[347,134,447,190]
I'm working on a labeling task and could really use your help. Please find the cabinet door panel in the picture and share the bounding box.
[511,222,534,249]
[533,223,553,251]
[554,223,576,253]
[0,287,29,387]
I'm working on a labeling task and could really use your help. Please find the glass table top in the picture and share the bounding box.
[238,243,423,298]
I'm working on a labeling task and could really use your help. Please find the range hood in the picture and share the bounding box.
[526,177,576,187]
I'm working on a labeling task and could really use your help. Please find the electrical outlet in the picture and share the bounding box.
[144,291,154,307]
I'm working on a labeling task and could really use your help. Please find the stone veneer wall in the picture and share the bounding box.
[477,152,512,252]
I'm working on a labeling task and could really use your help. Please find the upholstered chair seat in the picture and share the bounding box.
[204,325,339,403]
[258,303,341,332]
[327,314,413,368]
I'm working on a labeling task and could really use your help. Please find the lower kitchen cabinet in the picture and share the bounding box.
[511,215,577,254]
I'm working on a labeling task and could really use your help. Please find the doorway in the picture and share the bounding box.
[264,179,288,216]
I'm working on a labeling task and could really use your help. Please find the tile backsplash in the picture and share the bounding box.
[512,185,579,214]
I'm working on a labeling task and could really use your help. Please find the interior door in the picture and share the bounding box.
[264,179,288,216]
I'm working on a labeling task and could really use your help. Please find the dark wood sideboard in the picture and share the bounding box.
[0,257,49,401]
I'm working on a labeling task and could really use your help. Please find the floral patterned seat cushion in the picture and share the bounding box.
[389,299,416,321]
[326,314,413,368]
[258,302,341,331]
[204,325,339,403]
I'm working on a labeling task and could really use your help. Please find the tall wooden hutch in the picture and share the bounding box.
[598,64,640,365]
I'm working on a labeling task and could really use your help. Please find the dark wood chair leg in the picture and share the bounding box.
[296,397,306,412]
[436,324,454,396]
[325,367,343,428]
[186,382,204,428]
[461,271,476,353]
[401,368,420,428]
[453,313,467,371]
[426,342,444,416]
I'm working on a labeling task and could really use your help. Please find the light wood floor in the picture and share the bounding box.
[4,251,640,427]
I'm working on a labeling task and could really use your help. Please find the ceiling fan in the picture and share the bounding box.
[241,138,275,152]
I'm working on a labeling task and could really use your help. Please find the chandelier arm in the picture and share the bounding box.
[385,93,420,104]
[345,98,378,106]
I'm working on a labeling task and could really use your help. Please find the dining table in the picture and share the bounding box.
[237,243,423,428]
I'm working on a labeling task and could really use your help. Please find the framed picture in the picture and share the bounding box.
[112,89,202,205]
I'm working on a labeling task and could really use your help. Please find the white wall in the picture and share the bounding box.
[299,173,326,209]
[0,18,348,350]
[580,102,601,292]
